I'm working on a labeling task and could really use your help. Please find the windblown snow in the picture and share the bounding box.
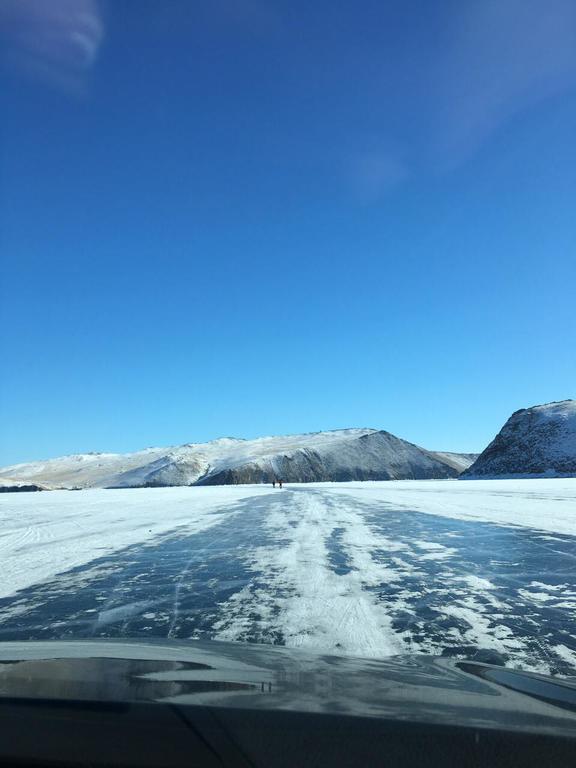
[0,479,574,676]
[0,428,476,489]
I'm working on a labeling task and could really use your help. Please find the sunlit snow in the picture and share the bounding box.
[0,479,574,676]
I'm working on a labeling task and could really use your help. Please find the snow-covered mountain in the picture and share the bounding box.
[462,400,576,478]
[0,429,477,490]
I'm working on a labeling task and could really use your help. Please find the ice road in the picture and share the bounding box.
[0,480,575,676]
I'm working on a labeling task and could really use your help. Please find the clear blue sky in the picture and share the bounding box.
[1,0,575,465]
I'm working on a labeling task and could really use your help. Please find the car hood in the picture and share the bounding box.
[0,638,575,737]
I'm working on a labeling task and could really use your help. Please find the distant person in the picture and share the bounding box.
[272,480,276,488]
[278,479,283,488]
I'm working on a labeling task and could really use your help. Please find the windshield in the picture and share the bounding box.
[0,0,575,679]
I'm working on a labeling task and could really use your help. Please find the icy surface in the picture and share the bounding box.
[324,478,576,535]
[0,480,574,675]
[0,486,276,598]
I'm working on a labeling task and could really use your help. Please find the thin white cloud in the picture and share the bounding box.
[345,0,576,196]
[0,0,104,92]
[426,0,576,169]
[348,149,408,202]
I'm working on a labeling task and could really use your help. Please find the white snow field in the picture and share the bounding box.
[0,479,575,675]
[0,485,276,599]
[323,478,576,535]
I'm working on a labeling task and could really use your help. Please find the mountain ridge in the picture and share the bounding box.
[0,428,477,490]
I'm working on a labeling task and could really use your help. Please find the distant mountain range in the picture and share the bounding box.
[0,428,477,491]
[462,400,576,478]
[2,399,574,492]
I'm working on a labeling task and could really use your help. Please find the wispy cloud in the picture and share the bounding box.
[426,0,576,170]
[345,0,576,198]
[0,0,104,93]
[347,147,408,202]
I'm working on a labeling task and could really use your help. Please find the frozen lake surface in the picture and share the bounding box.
[1,480,575,676]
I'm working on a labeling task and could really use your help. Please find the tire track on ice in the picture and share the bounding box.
[214,488,405,657]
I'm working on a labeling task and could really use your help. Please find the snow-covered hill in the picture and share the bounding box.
[0,477,50,493]
[462,400,576,478]
[0,429,476,490]
[428,451,479,473]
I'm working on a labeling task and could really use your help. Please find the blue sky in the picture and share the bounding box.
[1,0,575,464]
